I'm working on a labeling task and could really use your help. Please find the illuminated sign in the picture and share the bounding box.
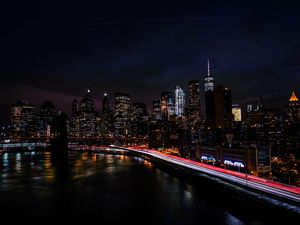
[201,155,215,161]
[224,160,244,168]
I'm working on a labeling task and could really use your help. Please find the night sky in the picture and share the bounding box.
[1,1,300,123]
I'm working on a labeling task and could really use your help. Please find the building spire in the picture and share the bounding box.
[87,82,91,93]
[207,59,210,77]
[289,91,299,102]
[204,59,214,92]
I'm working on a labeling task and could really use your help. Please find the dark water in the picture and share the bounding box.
[0,151,297,225]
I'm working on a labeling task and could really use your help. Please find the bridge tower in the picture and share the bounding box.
[50,112,68,165]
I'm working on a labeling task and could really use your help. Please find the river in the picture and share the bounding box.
[0,151,297,224]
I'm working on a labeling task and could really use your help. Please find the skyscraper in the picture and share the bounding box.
[131,102,148,137]
[286,91,299,124]
[160,92,174,119]
[80,89,94,112]
[152,100,161,120]
[174,85,186,116]
[188,80,201,126]
[132,103,147,120]
[69,89,97,137]
[69,99,78,136]
[285,91,300,158]
[214,85,232,129]
[101,93,114,135]
[245,102,277,176]
[114,93,131,136]
[188,80,201,145]
[80,89,97,136]
[102,93,110,112]
[204,60,215,129]
[37,101,57,137]
[10,100,36,137]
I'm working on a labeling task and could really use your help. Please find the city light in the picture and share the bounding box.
[1,2,300,223]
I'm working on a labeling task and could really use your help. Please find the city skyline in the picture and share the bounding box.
[1,2,300,224]
[2,77,298,123]
[1,1,300,122]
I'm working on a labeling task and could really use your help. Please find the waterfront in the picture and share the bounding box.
[0,151,298,225]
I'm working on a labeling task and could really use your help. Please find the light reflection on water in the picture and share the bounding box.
[3,152,9,167]
[0,150,252,225]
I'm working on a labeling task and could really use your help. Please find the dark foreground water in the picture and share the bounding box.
[0,151,298,225]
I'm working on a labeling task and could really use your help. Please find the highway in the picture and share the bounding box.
[124,146,300,204]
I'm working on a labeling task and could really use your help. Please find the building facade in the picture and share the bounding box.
[152,100,161,120]
[174,85,186,116]
[10,100,37,137]
[69,89,97,137]
[160,92,174,119]
[114,93,131,136]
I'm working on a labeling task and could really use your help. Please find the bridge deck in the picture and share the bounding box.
[122,146,300,205]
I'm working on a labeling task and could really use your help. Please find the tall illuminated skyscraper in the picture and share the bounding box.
[80,89,94,112]
[78,89,97,136]
[37,101,57,137]
[101,93,114,135]
[286,91,299,123]
[204,59,214,92]
[69,98,79,136]
[114,93,131,136]
[285,91,300,158]
[188,80,201,126]
[102,93,110,113]
[205,60,215,128]
[10,100,36,137]
[152,100,161,120]
[160,92,174,119]
[174,86,186,116]
[188,80,201,144]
